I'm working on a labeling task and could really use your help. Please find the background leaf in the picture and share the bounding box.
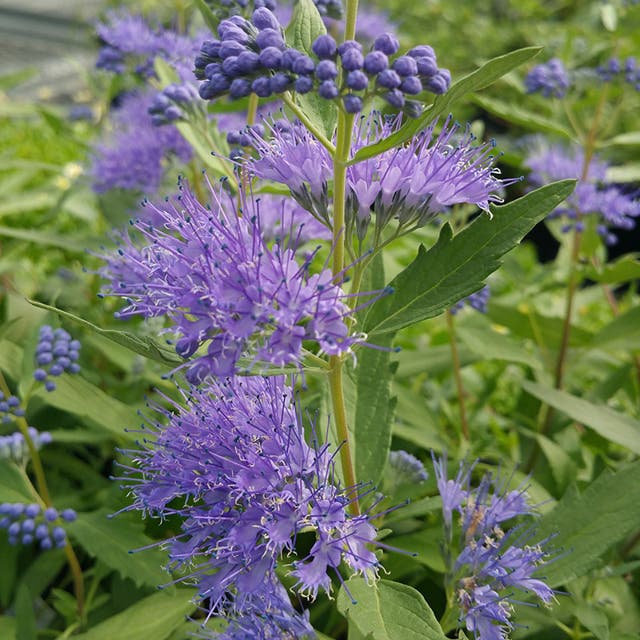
[337,577,448,640]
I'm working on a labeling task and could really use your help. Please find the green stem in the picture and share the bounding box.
[246,93,259,126]
[343,0,359,40]
[0,372,86,621]
[282,93,336,154]
[446,311,470,442]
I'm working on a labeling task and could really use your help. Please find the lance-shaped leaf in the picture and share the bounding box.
[362,180,575,338]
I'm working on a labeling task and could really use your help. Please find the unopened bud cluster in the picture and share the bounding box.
[0,503,76,550]
[33,325,81,392]
[0,428,52,462]
[0,392,25,424]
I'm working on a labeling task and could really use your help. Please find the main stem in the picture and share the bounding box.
[446,311,470,442]
[328,0,360,515]
[0,372,86,620]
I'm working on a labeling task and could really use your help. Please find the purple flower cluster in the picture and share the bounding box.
[148,83,200,126]
[524,58,570,98]
[124,375,378,633]
[195,8,449,114]
[33,325,81,392]
[451,285,491,315]
[597,56,640,90]
[0,503,76,550]
[246,114,516,242]
[91,91,192,194]
[101,179,366,380]
[527,143,640,244]
[96,11,202,80]
[433,455,554,640]
[0,428,52,463]
[0,392,25,424]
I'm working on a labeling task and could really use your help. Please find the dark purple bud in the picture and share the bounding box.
[50,364,64,377]
[222,56,242,77]
[259,46,283,69]
[45,380,56,392]
[424,68,450,93]
[373,33,399,55]
[346,70,369,91]
[37,353,53,365]
[384,89,405,108]
[408,45,435,60]
[312,34,337,59]
[269,72,292,93]
[337,40,362,56]
[175,336,200,358]
[343,94,363,113]
[340,47,364,72]
[44,507,58,522]
[401,76,423,95]
[200,74,230,99]
[252,8,280,30]
[25,504,40,518]
[318,80,339,99]
[315,60,338,81]
[376,69,401,89]
[363,51,388,74]
[393,56,418,77]
[294,76,314,94]
[201,40,222,58]
[204,62,223,79]
[252,76,273,97]
[256,28,285,50]
[281,48,302,71]
[236,50,260,73]
[69,364,80,374]
[61,509,77,522]
[292,55,316,75]
[229,78,252,99]
[217,21,251,44]
[416,56,438,78]
[219,40,246,59]
[34,369,47,381]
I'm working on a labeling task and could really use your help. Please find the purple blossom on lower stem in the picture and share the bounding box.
[433,456,555,640]
[245,113,517,246]
[91,91,192,194]
[121,375,379,633]
[526,142,640,244]
[100,178,370,379]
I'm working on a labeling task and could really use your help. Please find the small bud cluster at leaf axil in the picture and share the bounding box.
[195,8,450,115]
[0,427,52,463]
[0,392,25,424]
[33,325,81,392]
[0,503,76,550]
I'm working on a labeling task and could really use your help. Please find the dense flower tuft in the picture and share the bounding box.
[100,179,369,379]
[527,142,640,244]
[122,375,379,631]
[433,455,555,640]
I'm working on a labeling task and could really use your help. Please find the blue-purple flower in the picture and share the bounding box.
[0,428,52,463]
[100,179,367,379]
[433,455,555,640]
[451,285,491,315]
[246,113,517,244]
[91,91,192,194]
[122,375,379,631]
[524,58,570,98]
[527,142,640,243]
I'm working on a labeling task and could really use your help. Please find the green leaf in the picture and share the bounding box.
[584,255,640,284]
[0,225,95,252]
[536,433,577,494]
[363,180,575,337]
[600,3,618,31]
[337,577,448,640]
[574,602,610,640]
[285,0,337,139]
[28,301,182,367]
[469,94,573,138]
[605,164,640,183]
[0,463,35,503]
[194,0,220,32]
[351,46,542,163]
[535,461,640,586]
[175,121,234,175]
[31,375,140,443]
[604,131,640,146]
[591,305,640,352]
[15,584,36,640]
[72,591,195,640]
[0,616,16,639]
[0,192,56,218]
[522,380,640,454]
[66,510,170,589]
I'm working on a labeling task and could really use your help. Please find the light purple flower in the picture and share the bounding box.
[122,375,379,628]
[91,92,192,194]
[100,179,367,378]
[524,58,570,98]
